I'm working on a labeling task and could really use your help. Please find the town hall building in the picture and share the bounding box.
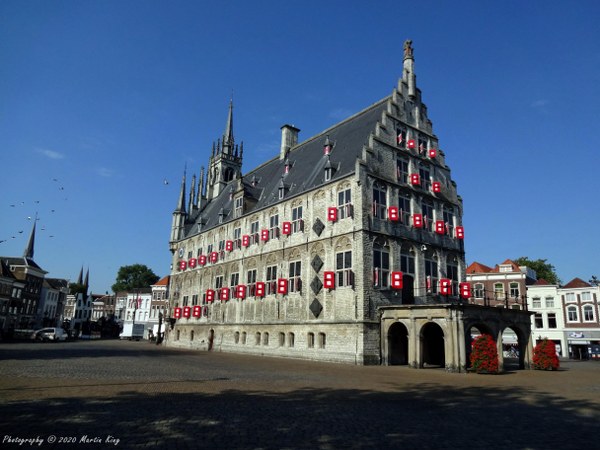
[165,41,533,371]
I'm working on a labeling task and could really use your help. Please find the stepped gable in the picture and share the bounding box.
[184,97,390,237]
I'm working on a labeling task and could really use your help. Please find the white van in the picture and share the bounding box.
[31,327,67,342]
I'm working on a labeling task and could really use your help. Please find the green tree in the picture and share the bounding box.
[513,257,560,285]
[112,264,159,292]
[69,283,87,296]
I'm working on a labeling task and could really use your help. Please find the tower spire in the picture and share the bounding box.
[175,167,187,214]
[222,97,234,153]
[23,218,36,259]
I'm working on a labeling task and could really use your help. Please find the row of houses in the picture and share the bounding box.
[0,221,170,338]
[466,259,600,359]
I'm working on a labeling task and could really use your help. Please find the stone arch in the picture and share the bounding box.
[464,322,495,369]
[420,321,445,368]
[388,321,409,365]
[500,324,528,370]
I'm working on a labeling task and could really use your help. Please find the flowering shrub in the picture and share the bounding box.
[470,334,499,374]
[532,339,559,370]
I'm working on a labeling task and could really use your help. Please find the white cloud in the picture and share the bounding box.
[37,148,65,159]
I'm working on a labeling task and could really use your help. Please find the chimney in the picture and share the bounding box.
[280,124,300,160]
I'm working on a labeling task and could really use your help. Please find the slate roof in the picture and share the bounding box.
[184,96,390,237]
[0,256,44,271]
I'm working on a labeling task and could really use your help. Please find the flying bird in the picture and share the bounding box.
[163,179,169,185]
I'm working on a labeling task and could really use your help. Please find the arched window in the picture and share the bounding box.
[567,305,578,322]
[373,240,390,288]
[288,332,295,348]
[307,332,315,348]
[372,182,387,219]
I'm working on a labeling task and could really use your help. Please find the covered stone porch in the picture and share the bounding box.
[380,304,534,373]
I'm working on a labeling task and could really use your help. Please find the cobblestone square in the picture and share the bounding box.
[0,340,598,449]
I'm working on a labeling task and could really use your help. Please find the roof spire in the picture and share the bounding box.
[23,216,36,259]
[222,97,234,153]
[77,266,83,284]
[175,166,187,214]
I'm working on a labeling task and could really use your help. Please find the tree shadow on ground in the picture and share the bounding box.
[0,381,597,449]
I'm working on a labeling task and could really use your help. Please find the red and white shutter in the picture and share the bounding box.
[242,235,250,247]
[192,305,201,318]
[225,240,233,252]
[183,306,191,318]
[255,282,265,298]
[220,287,230,301]
[388,206,399,222]
[282,221,292,235]
[391,271,403,289]
[435,220,446,235]
[206,289,215,303]
[410,173,420,186]
[407,139,416,149]
[179,260,187,271]
[277,278,288,295]
[198,255,207,266]
[459,282,471,299]
[413,213,423,228]
[188,258,197,268]
[323,271,335,289]
[428,148,437,158]
[173,307,182,319]
[440,279,452,296]
[210,251,218,263]
[236,284,247,300]
[327,207,338,222]
[261,229,269,242]
[455,226,465,239]
[432,181,441,193]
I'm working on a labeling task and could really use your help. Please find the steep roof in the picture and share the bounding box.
[153,275,170,287]
[562,277,592,289]
[0,256,44,271]
[466,262,494,274]
[533,278,552,286]
[495,259,521,272]
[184,97,390,237]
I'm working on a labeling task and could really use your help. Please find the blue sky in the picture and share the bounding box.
[1,1,599,293]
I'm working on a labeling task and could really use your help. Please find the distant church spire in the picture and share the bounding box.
[77,266,83,285]
[23,219,36,259]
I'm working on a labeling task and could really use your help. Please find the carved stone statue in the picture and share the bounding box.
[403,39,413,59]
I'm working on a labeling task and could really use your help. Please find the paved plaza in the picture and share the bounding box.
[0,340,598,449]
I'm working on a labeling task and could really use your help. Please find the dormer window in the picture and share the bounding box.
[234,197,243,218]
[324,157,333,182]
[218,208,225,224]
[278,178,286,199]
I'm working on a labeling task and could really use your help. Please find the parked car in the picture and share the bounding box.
[31,327,67,342]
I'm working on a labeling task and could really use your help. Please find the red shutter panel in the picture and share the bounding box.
[261,229,269,242]
[255,282,265,298]
[179,260,187,271]
[432,181,441,193]
[242,235,250,247]
[277,278,288,295]
[327,207,338,222]
[459,282,471,299]
[210,251,218,263]
[183,306,191,318]
[236,284,247,300]
[410,173,420,186]
[324,271,335,289]
[440,279,451,296]
[388,206,399,222]
[391,272,403,289]
[206,289,215,303]
[435,220,445,235]
[192,305,201,318]
[413,214,423,228]
[282,221,292,235]
[198,255,207,266]
[173,307,182,319]
[428,148,437,158]
[188,258,197,268]
[407,139,416,149]
[225,240,233,252]
[220,287,230,301]
[455,226,465,239]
